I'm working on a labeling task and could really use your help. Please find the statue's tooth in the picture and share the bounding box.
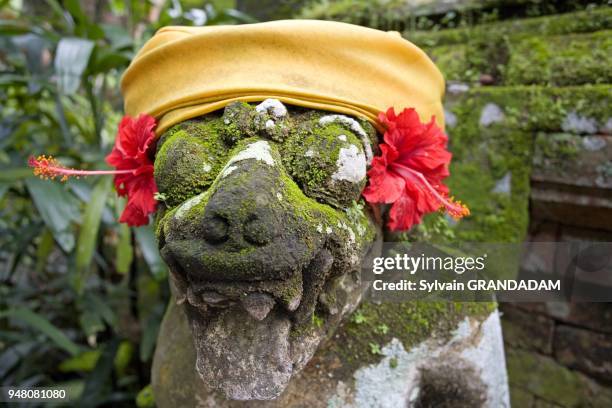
[285,292,302,312]
[241,293,275,321]
[201,291,228,305]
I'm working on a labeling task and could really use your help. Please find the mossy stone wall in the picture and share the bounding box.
[295,1,611,406]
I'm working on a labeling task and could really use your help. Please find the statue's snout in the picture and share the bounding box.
[201,166,281,249]
[161,139,323,284]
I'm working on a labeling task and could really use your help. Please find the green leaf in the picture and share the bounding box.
[139,304,164,362]
[79,308,104,338]
[59,350,100,373]
[0,181,10,200]
[0,167,32,181]
[79,339,120,407]
[114,341,134,374]
[75,177,112,292]
[87,292,117,328]
[48,380,85,402]
[116,223,133,274]
[136,384,155,408]
[58,341,133,374]
[89,49,131,74]
[35,227,55,273]
[222,9,258,24]
[134,225,167,281]
[54,37,94,94]
[0,19,41,35]
[0,307,80,356]
[25,177,80,252]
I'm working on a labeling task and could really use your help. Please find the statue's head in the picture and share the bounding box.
[154,99,382,400]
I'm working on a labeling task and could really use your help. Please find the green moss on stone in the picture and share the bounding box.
[444,85,610,242]
[427,44,471,82]
[322,301,496,370]
[282,119,366,208]
[154,119,230,207]
[506,349,612,407]
[411,8,612,48]
[506,31,612,86]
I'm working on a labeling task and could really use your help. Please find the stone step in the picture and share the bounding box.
[505,31,611,86]
[505,348,612,407]
[429,30,611,85]
[533,133,612,189]
[409,7,612,47]
[445,85,610,134]
[531,183,612,231]
[300,1,610,34]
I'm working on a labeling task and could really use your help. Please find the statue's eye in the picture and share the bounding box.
[282,123,367,208]
[154,123,229,207]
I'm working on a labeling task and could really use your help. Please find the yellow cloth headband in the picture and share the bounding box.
[121,20,445,136]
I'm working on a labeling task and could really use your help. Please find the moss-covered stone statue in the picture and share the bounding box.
[150,100,509,407]
[153,100,379,400]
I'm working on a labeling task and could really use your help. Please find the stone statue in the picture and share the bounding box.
[151,99,509,407]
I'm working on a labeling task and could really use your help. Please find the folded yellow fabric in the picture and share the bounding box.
[121,20,445,136]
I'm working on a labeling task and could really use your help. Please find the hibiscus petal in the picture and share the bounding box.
[362,167,405,204]
[119,170,157,226]
[387,191,420,231]
[362,144,404,203]
[115,114,156,162]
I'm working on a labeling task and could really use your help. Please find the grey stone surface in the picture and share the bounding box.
[562,112,598,134]
[479,103,505,127]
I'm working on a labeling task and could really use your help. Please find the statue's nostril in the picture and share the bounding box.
[243,215,273,246]
[202,215,229,244]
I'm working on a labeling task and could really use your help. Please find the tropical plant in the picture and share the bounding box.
[0,1,253,406]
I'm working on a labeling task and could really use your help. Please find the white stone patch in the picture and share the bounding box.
[562,111,597,134]
[202,162,212,173]
[305,147,316,157]
[356,223,366,237]
[455,311,510,407]
[444,109,457,129]
[265,119,275,130]
[317,224,323,233]
[175,192,207,219]
[220,140,275,179]
[255,98,288,118]
[276,192,283,202]
[582,136,607,151]
[492,172,511,195]
[603,118,612,134]
[479,103,505,127]
[326,227,333,234]
[336,221,356,245]
[332,145,367,184]
[221,165,237,178]
[338,134,347,142]
[319,114,373,163]
[330,311,509,408]
[447,82,470,94]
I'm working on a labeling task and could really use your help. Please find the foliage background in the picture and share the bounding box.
[0,1,253,406]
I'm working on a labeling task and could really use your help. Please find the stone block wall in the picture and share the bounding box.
[412,7,612,405]
[297,1,611,406]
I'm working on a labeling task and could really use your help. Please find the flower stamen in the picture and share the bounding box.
[29,155,136,182]
[392,163,470,219]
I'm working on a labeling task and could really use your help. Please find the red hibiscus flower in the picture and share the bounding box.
[29,114,158,226]
[106,115,158,226]
[363,107,469,231]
